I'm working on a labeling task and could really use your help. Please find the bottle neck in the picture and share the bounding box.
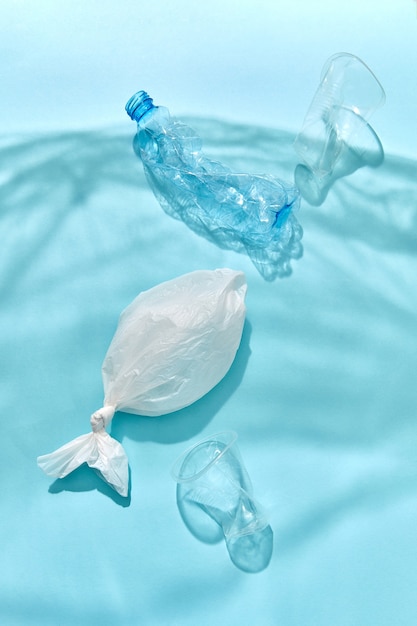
[125,90,155,123]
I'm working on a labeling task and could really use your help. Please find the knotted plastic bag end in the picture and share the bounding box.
[37,430,129,498]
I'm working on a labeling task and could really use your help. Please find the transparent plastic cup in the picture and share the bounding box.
[294,52,385,205]
[171,431,273,573]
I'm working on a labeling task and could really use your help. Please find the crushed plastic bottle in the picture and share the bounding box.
[126,91,303,281]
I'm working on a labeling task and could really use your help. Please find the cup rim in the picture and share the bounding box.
[170,430,238,483]
[320,52,386,113]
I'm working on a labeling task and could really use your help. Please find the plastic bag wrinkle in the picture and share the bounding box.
[37,269,247,498]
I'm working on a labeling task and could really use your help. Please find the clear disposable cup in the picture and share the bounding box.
[294,53,385,205]
[171,431,273,573]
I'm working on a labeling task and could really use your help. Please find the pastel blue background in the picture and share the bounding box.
[1,1,417,625]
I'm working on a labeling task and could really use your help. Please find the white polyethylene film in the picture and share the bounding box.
[37,269,247,497]
[103,268,247,416]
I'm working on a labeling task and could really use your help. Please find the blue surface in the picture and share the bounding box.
[1,2,417,625]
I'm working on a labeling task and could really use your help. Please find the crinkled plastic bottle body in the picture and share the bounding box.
[127,94,303,281]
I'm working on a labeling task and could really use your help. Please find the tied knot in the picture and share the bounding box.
[90,405,116,433]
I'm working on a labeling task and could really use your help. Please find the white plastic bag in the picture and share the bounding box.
[37,269,247,497]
